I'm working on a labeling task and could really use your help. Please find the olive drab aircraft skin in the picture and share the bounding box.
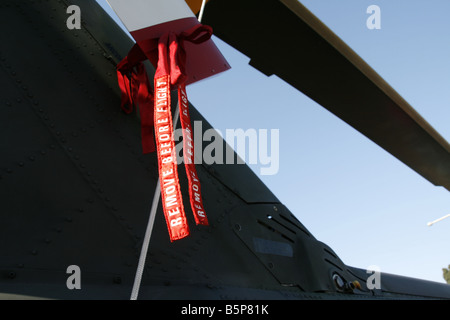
[0,0,449,300]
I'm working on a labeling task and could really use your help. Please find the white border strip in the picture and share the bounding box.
[107,0,195,32]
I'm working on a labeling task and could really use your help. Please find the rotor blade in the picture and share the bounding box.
[202,0,450,192]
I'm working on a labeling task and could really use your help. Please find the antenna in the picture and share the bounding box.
[198,0,207,22]
[427,214,450,226]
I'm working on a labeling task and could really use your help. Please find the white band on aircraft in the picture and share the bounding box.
[106,0,195,32]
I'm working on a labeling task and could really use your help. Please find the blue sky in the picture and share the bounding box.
[97,0,450,284]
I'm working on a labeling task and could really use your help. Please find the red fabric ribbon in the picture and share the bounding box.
[116,45,156,154]
[116,24,211,241]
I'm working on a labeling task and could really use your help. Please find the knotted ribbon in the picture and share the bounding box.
[116,44,157,154]
[116,25,211,241]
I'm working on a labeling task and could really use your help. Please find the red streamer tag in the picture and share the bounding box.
[178,84,208,226]
[154,75,190,241]
[117,25,213,242]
